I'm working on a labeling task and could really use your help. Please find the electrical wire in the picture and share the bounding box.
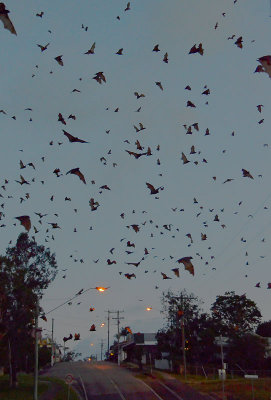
[45,286,109,315]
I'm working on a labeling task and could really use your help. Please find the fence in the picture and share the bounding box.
[185,365,271,379]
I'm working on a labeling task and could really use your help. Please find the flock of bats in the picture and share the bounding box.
[1,1,271,341]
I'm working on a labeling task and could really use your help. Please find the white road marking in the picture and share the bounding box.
[109,378,127,400]
[137,379,165,400]
[156,381,184,400]
[79,374,88,400]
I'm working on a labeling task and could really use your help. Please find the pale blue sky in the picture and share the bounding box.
[1,0,271,358]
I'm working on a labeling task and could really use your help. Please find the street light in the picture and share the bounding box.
[96,287,108,292]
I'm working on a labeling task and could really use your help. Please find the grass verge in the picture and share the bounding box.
[138,368,271,400]
[0,373,48,400]
[179,375,271,400]
[41,376,79,400]
[0,374,80,400]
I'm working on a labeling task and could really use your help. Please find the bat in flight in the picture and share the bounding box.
[63,130,88,143]
[242,169,253,179]
[177,257,195,276]
[161,272,172,280]
[171,268,180,277]
[66,167,86,184]
[63,333,73,342]
[85,42,95,54]
[0,3,16,35]
[146,182,163,195]
[189,43,204,55]
[124,273,136,279]
[55,55,64,66]
[15,215,31,232]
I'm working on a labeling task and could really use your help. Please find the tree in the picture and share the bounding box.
[210,291,262,336]
[62,351,82,362]
[115,326,130,340]
[0,233,57,387]
[160,289,202,328]
[188,313,220,364]
[256,320,271,337]
[227,333,267,370]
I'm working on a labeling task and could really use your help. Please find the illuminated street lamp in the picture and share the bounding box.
[96,287,108,292]
[146,307,152,311]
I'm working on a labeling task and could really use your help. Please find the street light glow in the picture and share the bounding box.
[95,286,108,292]
[146,307,152,311]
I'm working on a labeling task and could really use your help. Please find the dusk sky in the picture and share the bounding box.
[1,0,271,358]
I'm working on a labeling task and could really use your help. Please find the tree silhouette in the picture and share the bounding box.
[0,233,57,387]
[210,291,262,336]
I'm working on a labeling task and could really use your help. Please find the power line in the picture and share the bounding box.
[45,286,110,315]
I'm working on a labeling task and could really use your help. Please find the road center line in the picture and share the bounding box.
[78,374,88,400]
[156,381,184,400]
[109,378,127,400]
[137,379,165,400]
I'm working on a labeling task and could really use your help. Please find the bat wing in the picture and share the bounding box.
[76,170,86,183]
[0,13,16,35]
[184,262,194,276]
[181,152,189,164]
[63,130,76,142]
[189,44,197,54]
[67,168,86,184]
[146,182,155,193]
[178,257,195,276]
[63,130,88,143]
[171,268,180,277]
[161,272,171,279]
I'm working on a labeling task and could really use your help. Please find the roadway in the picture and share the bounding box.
[42,361,216,400]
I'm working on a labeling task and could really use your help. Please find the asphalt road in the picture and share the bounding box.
[42,361,215,400]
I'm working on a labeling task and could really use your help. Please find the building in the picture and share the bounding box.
[119,332,157,366]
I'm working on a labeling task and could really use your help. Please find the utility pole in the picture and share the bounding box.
[100,339,104,361]
[112,310,124,366]
[105,310,116,355]
[105,310,120,357]
[51,318,54,367]
[34,298,39,400]
[172,294,195,380]
[107,311,110,355]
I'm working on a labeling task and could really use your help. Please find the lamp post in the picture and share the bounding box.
[51,318,54,367]
[219,335,226,400]
[34,298,39,400]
